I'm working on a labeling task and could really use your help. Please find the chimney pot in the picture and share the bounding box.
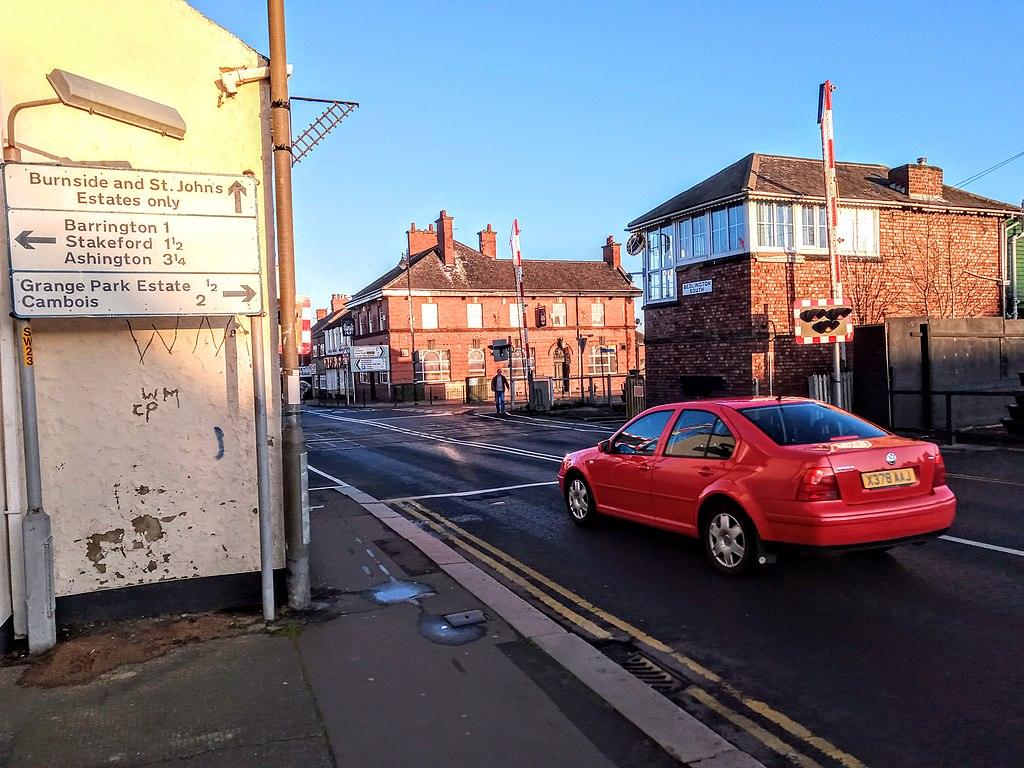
[436,210,456,267]
[478,224,497,259]
[917,157,927,165]
[602,235,621,270]
[408,219,438,254]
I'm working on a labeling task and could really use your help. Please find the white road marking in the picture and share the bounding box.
[476,411,614,434]
[940,535,1024,557]
[506,411,618,433]
[947,472,1024,488]
[383,481,559,503]
[307,409,564,463]
[308,466,349,487]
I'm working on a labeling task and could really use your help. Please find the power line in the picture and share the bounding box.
[953,150,1024,188]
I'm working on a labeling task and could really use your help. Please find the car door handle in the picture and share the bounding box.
[696,466,714,476]
[638,463,650,472]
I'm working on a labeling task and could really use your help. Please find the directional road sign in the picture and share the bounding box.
[352,344,388,360]
[354,357,387,372]
[2,163,262,317]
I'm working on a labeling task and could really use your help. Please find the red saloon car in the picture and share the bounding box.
[557,397,955,574]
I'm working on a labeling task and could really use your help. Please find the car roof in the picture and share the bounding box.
[658,396,814,410]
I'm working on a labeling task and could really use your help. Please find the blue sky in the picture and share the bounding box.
[192,0,1023,311]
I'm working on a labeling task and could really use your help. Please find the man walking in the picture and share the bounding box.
[490,368,510,414]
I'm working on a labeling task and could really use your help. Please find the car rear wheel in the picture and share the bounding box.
[565,476,596,526]
[701,505,758,575]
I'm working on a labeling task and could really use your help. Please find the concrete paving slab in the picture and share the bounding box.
[0,634,327,768]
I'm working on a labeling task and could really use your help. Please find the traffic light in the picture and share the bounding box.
[488,338,510,361]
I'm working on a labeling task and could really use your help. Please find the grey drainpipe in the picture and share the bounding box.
[1012,216,1022,319]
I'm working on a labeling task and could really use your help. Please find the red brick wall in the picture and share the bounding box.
[645,206,1004,404]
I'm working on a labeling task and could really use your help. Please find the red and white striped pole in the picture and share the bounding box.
[510,218,533,407]
[818,80,844,407]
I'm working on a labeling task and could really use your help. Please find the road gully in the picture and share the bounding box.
[304,406,1024,768]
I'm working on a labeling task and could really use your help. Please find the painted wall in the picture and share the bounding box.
[0,0,283,607]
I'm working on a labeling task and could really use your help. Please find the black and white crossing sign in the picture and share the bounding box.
[2,163,263,317]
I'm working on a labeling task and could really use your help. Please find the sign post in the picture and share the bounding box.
[817,81,848,407]
[2,164,262,317]
[1,161,273,639]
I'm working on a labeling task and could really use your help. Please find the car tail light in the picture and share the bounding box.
[932,453,947,488]
[797,466,839,501]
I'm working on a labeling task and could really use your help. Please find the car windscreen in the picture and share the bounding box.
[737,402,886,446]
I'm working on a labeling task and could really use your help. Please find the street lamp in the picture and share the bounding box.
[3,69,186,161]
[398,251,418,398]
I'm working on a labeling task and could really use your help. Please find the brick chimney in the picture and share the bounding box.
[316,308,328,321]
[330,293,346,313]
[601,235,621,270]
[436,209,455,267]
[478,223,497,258]
[407,222,438,255]
[888,157,944,199]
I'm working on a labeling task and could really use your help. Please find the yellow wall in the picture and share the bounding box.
[0,0,283,606]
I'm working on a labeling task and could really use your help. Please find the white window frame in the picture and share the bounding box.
[509,304,521,328]
[377,371,389,384]
[587,346,617,375]
[551,302,567,326]
[421,302,439,330]
[468,347,486,377]
[467,303,483,329]
[590,302,605,327]
[754,201,878,257]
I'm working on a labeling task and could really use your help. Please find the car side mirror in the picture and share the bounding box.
[597,439,610,453]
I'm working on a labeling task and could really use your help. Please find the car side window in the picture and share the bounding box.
[611,410,673,456]
[705,419,736,460]
[663,410,716,458]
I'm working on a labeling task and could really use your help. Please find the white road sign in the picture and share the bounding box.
[354,358,388,372]
[2,163,262,318]
[352,345,388,360]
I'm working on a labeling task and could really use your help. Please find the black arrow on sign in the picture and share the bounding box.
[222,284,257,303]
[15,230,56,250]
[227,181,247,214]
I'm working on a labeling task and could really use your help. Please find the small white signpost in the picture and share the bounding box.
[2,163,262,317]
[351,345,389,373]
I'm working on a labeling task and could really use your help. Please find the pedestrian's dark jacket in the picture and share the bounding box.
[490,374,509,392]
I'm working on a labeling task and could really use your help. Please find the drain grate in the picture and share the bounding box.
[620,651,684,694]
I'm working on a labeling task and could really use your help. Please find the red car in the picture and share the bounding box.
[557,397,955,574]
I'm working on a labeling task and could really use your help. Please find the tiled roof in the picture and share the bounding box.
[349,241,638,305]
[627,153,1019,229]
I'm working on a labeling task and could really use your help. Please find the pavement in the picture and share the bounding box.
[303,404,1024,768]
[0,467,756,767]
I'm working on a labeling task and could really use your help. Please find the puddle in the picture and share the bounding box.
[417,613,487,646]
[360,578,436,605]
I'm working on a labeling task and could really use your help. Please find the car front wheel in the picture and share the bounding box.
[701,505,758,575]
[565,476,596,526]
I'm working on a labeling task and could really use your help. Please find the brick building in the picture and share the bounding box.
[344,210,641,401]
[310,294,348,398]
[627,154,1019,405]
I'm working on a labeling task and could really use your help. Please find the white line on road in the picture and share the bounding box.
[506,411,618,432]
[307,409,565,463]
[308,466,349,487]
[947,472,1024,488]
[940,535,1024,557]
[383,481,559,503]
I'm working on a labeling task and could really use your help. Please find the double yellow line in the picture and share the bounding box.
[394,498,867,768]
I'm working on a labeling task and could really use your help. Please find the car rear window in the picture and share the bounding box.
[737,402,886,446]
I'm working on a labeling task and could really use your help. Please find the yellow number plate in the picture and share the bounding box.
[861,468,917,489]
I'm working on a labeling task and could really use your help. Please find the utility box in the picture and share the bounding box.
[531,377,553,411]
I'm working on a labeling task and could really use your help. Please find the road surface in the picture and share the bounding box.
[304,405,1024,768]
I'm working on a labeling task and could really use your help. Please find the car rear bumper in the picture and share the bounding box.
[761,488,956,547]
